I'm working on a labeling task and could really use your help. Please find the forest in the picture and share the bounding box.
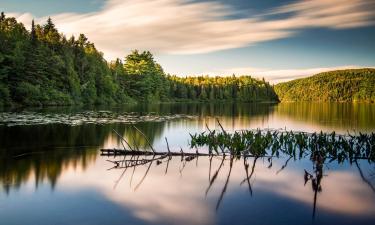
[275,68,375,102]
[1,13,374,107]
[0,14,278,107]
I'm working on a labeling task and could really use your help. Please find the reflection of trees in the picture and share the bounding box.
[3,101,374,208]
[109,103,276,149]
[117,102,276,118]
[1,103,275,157]
[0,148,97,194]
[0,121,168,193]
[0,124,119,154]
[0,124,117,193]
[127,102,375,133]
[276,102,375,131]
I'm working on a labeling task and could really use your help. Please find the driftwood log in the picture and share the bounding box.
[100,149,209,156]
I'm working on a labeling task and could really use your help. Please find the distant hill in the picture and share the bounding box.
[274,69,375,102]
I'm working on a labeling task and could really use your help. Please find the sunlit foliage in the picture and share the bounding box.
[275,69,375,102]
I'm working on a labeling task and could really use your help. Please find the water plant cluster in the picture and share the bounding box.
[190,125,375,163]
[0,111,194,126]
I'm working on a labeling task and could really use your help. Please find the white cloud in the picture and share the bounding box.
[203,65,375,84]
[267,0,375,29]
[7,0,375,60]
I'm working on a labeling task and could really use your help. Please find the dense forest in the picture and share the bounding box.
[0,13,278,107]
[168,75,277,102]
[274,69,375,102]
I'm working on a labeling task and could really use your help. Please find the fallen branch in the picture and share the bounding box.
[133,126,155,153]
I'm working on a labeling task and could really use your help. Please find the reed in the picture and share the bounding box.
[190,128,375,163]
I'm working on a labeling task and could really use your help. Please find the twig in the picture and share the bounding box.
[165,156,171,175]
[134,155,156,191]
[113,129,134,151]
[133,126,155,153]
[276,156,293,174]
[216,118,227,135]
[206,155,225,196]
[165,137,171,154]
[216,157,234,211]
[129,156,139,187]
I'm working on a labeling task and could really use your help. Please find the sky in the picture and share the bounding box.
[2,0,375,83]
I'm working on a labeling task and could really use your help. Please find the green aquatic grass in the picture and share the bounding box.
[190,127,375,163]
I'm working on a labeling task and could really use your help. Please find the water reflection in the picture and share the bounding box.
[42,140,375,221]
[1,102,375,191]
[1,151,375,224]
[0,148,97,193]
[1,102,375,225]
[274,102,375,132]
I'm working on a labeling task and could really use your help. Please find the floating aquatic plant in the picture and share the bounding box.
[190,122,375,163]
[0,111,195,126]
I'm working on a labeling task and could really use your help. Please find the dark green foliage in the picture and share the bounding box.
[0,14,278,106]
[0,14,133,106]
[275,69,375,102]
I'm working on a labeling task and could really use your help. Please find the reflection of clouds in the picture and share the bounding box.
[255,164,375,215]
[61,158,216,225]
[57,157,375,225]
[113,161,214,224]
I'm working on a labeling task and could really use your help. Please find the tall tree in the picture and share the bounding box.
[30,19,36,43]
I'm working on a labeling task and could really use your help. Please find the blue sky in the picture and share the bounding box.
[2,0,375,83]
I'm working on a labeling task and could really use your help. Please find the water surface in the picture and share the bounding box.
[1,102,374,225]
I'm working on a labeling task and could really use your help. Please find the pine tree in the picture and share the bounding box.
[30,19,36,43]
[0,12,5,22]
[44,17,55,33]
[77,34,88,47]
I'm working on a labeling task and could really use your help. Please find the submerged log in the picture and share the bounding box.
[100,148,277,160]
[101,149,210,156]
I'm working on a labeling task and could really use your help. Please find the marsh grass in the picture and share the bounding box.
[190,122,375,163]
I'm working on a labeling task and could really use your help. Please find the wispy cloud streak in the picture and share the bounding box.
[8,0,375,59]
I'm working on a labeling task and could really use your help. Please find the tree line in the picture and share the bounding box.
[0,14,278,107]
[274,69,375,102]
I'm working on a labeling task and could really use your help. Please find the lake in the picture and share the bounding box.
[1,102,375,225]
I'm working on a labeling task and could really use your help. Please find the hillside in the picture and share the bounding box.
[274,69,375,102]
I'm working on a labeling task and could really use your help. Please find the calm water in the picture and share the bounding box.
[1,102,375,225]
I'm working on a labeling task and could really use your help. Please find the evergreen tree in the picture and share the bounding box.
[0,12,5,22]
[0,14,284,106]
[30,19,36,43]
